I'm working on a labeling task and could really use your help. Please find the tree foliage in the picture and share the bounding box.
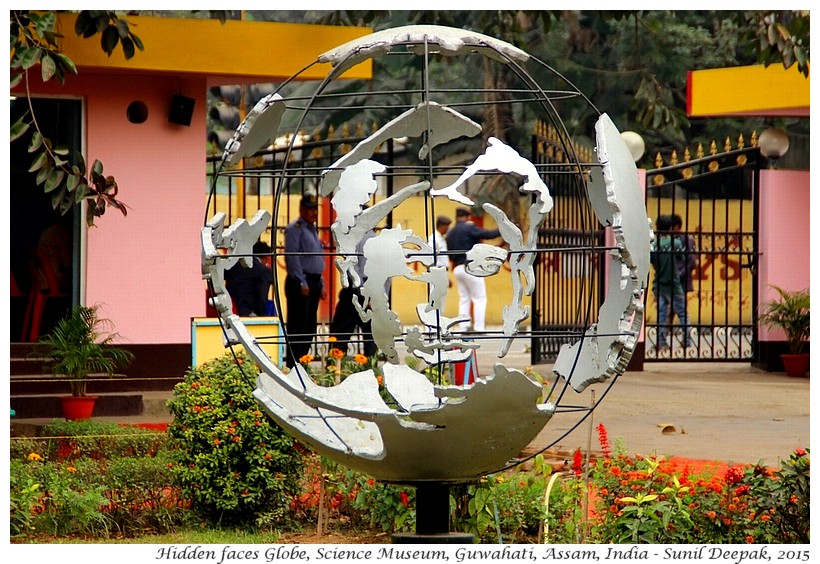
[10,10,142,225]
[310,10,808,155]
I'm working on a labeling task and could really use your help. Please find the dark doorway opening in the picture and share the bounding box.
[10,97,81,342]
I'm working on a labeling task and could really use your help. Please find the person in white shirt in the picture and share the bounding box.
[428,215,452,313]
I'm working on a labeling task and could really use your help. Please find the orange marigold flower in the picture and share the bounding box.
[376,375,384,386]
[233,436,241,442]
[328,336,338,342]
[28,453,42,462]
[728,503,737,512]
[354,354,368,365]
[66,466,77,473]
[329,348,345,360]
[707,511,717,520]
[610,466,621,476]
[722,518,732,526]
[761,514,771,522]
[745,536,755,544]
[214,439,221,445]
[299,354,314,364]
[790,495,798,504]
[609,505,618,513]
[599,488,609,496]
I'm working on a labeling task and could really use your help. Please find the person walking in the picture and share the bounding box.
[445,207,500,332]
[671,213,697,350]
[651,214,692,353]
[284,195,326,367]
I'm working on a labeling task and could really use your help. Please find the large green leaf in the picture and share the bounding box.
[28,131,43,152]
[17,46,42,70]
[28,150,49,173]
[40,53,57,81]
[44,168,66,193]
[66,172,80,193]
[11,116,30,143]
[121,37,135,60]
[100,26,119,56]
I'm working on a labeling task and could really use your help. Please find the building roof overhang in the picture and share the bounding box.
[54,13,373,84]
[686,63,809,118]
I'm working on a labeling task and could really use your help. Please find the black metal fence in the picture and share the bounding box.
[643,142,762,361]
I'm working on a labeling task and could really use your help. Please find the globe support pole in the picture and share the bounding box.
[391,482,474,544]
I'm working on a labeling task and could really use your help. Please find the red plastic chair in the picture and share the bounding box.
[25,249,71,341]
[11,271,32,342]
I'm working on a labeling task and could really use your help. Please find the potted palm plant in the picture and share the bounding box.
[758,286,810,377]
[36,304,134,419]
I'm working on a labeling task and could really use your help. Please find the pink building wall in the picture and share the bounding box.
[757,169,811,342]
[26,74,208,345]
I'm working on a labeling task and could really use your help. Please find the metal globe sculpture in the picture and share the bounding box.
[201,26,651,485]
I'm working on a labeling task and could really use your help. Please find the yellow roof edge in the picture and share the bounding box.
[55,13,373,82]
[687,63,809,117]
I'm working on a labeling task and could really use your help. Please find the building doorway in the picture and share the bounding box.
[10,96,81,342]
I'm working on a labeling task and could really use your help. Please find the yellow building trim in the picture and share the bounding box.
[687,63,809,117]
[55,13,372,81]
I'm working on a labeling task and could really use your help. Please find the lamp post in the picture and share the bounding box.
[758,128,790,169]
[620,131,646,163]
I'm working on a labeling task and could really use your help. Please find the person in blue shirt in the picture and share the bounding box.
[284,195,326,367]
[445,207,501,332]
[225,240,273,316]
[651,214,692,353]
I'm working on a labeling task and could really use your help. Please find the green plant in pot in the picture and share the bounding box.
[36,304,134,419]
[758,286,810,377]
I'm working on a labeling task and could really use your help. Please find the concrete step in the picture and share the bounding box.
[10,391,172,420]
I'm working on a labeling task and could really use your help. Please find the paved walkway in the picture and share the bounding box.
[471,340,810,467]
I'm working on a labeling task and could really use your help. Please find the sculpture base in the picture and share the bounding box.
[391,482,474,544]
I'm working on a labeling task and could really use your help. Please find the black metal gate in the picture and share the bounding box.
[530,126,607,364]
[644,139,761,361]
[531,128,762,364]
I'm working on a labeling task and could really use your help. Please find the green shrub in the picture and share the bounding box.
[450,470,552,543]
[9,464,41,538]
[39,419,166,460]
[166,352,303,528]
[587,438,811,544]
[10,422,186,540]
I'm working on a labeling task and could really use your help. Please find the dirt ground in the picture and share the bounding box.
[527,362,810,466]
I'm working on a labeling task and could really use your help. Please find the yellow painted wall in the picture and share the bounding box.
[192,317,282,365]
[209,193,526,327]
[646,198,755,324]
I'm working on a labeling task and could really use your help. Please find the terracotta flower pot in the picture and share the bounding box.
[60,396,98,420]
[781,354,810,378]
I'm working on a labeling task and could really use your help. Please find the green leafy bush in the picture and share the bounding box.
[10,419,186,539]
[166,352,303,528]
[587,433,810,543]
[39,419,166,460]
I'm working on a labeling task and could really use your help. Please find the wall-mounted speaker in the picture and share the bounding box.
[168,95,195,126]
